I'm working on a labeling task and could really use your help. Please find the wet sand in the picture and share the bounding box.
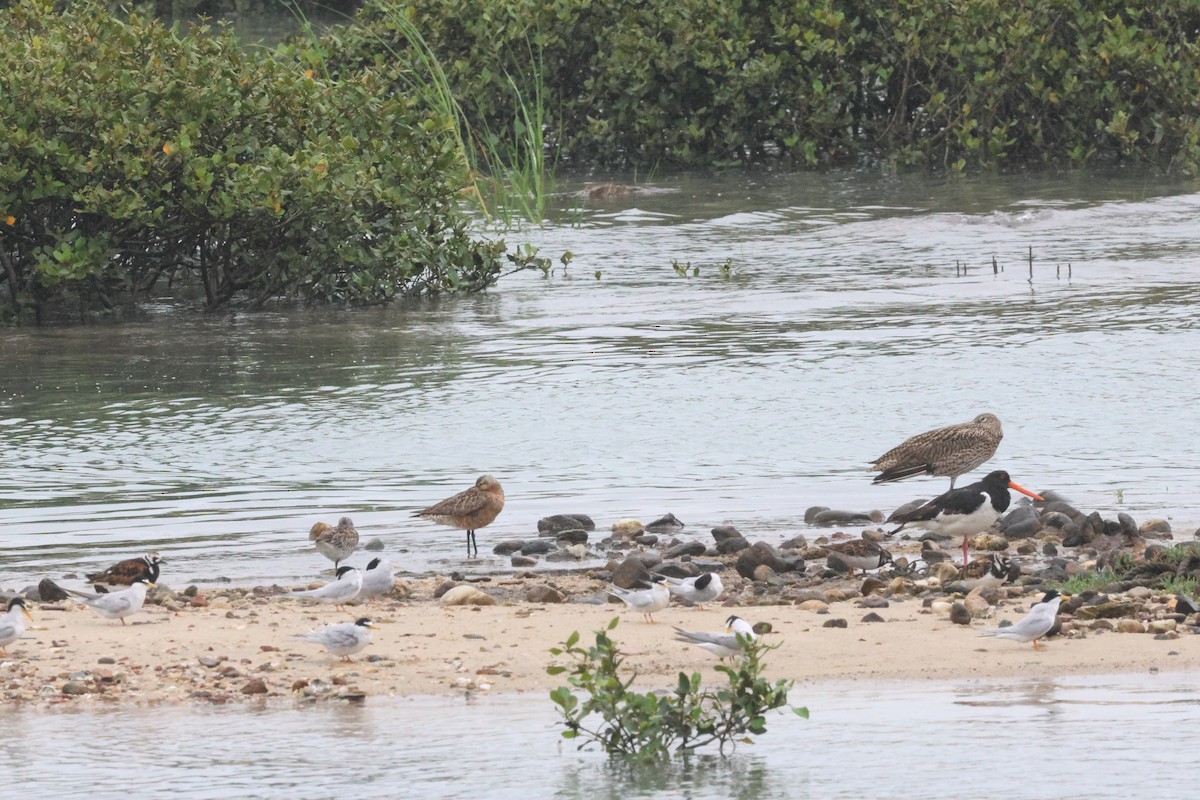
[2,573,1196,705]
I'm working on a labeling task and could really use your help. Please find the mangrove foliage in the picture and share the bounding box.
[0,0,546,323]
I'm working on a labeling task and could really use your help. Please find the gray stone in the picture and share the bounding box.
[241,678,269,695]
[1117,513,1139,537]
[538,514,596,533]
[520,539,557,555]
[711,525,743,542]
[198,656,222,668]
[812,510,872,527]
[492,540,525,556]
[1139,518,1172,535]
[753,564,780,584]
[861,612,886,623]
[37,578,70,602]
[804,506,829,524]
[633,534,659,546]
[1039,511,1075,530]
[635,551,663,569]
[1076,600,1140,620]
[653,562,700,580]
[645,513,685,533]
[716,536,751,554]
[735,541,791,580]
[665,541,707,559]
[61,681,90,696]
[822,618,848,629]
[1041,501,1084,521]
[363,537,385,551]
[858,596,890,609]
[949,603,972,625]
[525,584,565,604]
[1042,543,1059,557]
[510,555,538,568]
[555,529,589,545]
[612,555,654,589]
[999,505,1041,538]
[779,535,808,551]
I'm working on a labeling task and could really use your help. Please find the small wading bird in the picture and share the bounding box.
[287,565,362,611]
[821,539,894,577]
[606,579,670,624]
[86,552,163,589]
[357,557,395,603]
[664,572,723,609]
[310,517,359,570]
[413,474,505,557]
[293,617,377,662]
[871,413,1004,490]
[65,578,154,625]
[887,470,1043,566]
[0,598,34,654]
[957,554,1016,591]
[674,615,757,661]
[978,590,1068,650]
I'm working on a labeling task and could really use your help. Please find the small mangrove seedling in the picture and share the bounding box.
[547,618,806,759]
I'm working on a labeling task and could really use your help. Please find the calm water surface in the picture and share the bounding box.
[1,171,1198,588]
[2,672,1195,799]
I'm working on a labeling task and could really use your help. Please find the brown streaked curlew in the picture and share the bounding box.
[870,412,1003,490]
[413,474,505,557]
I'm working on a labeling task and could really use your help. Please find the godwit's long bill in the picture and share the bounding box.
[871,413,1003,490]
[886,470,1043,566]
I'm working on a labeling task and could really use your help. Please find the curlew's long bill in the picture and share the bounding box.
[413,474,505,557]
[871,413,1003,490]
[886,470,1043,566]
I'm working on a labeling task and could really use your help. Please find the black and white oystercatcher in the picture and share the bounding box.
[886,470,1042,565]
[413,474,505,557]
[871,413,1003,490]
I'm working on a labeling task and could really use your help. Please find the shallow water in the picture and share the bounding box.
[3,671,1195,799]
[1,171,1198,588]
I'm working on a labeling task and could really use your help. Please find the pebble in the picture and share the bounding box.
[644,513,684,533]
[363,538,385,551]
[665,541,706,559]
[611,519,644,538]
[510,555,538,568]
[860,612,885,623]
[796,600,829,612]
[241,679,268,695]
[822,618,848,629]
[61,681,89,696]
[538,514,596,534]
[1117,619,1146,633]
[439,586,497,606]
[525,585,565,604]
[1139,518,1171,536]
[812,510,872,526]
[491,540,525,556]
[1148,619,1177,634]
[949,603,972,625]
[554,529,589,545]
[198,656,222,668]
[858,596,889,609]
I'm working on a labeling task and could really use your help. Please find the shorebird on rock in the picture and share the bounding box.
[871,413,1003,490]
[821,539,894,577]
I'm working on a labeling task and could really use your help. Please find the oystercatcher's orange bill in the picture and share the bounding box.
[1008,481,1043,501]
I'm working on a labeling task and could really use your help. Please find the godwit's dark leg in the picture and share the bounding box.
[468,529,477,557]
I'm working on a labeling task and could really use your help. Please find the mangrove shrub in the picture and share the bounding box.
[324,0,1200,173]
[547,619,805,758]
[0,0,545,323]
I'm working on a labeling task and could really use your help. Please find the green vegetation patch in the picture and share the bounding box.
[0,0,545,323]
[325,0,1200,173]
